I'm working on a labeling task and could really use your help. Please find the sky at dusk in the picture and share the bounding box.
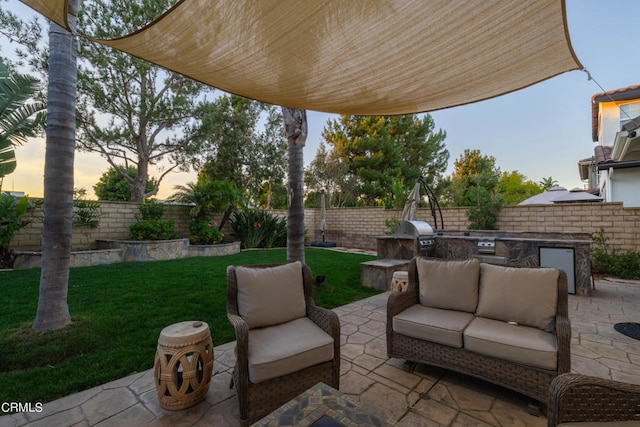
[4,0,639,198]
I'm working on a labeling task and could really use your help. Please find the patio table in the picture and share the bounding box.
[251,382,392,427]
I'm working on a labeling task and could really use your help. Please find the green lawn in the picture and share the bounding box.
[0,248,378,405]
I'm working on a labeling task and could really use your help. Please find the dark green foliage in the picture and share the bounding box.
[591,228,640,279]
[610,251,640,280]
[137,199,164,220]
[231,209,287,249]
[0,194,30,268]
[128,200,175,240]
[466,186,503,230]
[188,219,223,245]
[320,114,449,207]
[93,166,157,201]
[128,220,177,241]
[73,199,101,228]
[0,249,378,404]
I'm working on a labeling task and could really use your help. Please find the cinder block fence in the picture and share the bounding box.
[10,200,640,254]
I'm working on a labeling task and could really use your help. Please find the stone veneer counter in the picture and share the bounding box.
[374,232,593,296]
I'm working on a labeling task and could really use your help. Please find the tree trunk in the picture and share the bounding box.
[33,0,79,330]
[282,108,307,263]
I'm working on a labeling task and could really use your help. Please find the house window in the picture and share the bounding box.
[620,102,640,129]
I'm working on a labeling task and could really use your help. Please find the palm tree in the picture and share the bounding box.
[169,179,244,228]
[0,58,45,192]
[539,176,558,191]
[282,107,307,263]
[33,0,80,331]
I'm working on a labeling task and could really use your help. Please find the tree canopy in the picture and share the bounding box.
[190,94,287,205]
[93,166,157,201]
[319,114,448,207]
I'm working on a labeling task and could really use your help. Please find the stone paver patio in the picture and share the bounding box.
[1,277,639,427]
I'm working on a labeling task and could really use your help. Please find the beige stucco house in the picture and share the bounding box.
[579,85,640,207]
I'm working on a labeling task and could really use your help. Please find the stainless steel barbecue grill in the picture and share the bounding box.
[392,220,437,257]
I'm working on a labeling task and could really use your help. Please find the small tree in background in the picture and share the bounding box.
[94,166,157,201]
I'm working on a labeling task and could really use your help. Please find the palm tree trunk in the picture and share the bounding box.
[282,107,307,263]
[33,0,79,330]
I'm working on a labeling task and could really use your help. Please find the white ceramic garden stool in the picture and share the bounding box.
[154,321,213,410]
[390,271,409,292]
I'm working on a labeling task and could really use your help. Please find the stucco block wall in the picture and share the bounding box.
[305,203,640,253]
[12,201,193,251]
[10,200,640,254]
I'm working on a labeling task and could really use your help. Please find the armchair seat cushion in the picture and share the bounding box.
[393,305,475,348]
[464,317,558,370]
[248,317,334,384]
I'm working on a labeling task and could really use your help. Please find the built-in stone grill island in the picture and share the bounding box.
[362,229,593,296]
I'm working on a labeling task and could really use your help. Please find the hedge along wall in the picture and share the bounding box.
[11,200,640,253]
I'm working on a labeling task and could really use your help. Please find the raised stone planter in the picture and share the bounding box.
[187,241,241,258]
[9,239,242,270]
[13,249,125,270]
[96,238,189,262]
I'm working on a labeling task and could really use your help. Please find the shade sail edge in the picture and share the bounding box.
[18,0,583,115]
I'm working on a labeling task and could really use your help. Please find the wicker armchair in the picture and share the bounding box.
[226,262,340,422]
[547,373,640,426]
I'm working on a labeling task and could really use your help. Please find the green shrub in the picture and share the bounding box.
[128,220,177,241]
[0,194,31,268]
[138,199,165,220]
[610,251,640,280]
[231,209,287,249]
[73,199,101,228]
[591,228,640,279]
[188,219,223,245]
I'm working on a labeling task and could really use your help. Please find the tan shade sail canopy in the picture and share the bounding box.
[20,0,582,115]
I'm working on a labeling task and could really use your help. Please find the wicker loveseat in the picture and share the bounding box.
[227,261,340,422]
[548,373,640,426]
[387,257,570,404]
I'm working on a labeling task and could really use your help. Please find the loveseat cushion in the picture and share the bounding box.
[247,317,334,383]
[393,304,475,348]
[236,261,306,329]
[476,263,559,332]
[417,257,480,313]
[464,317,558,370]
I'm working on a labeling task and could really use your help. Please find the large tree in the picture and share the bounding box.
[497,171,542,205]
[75,0,205,202]
[32,0,79,331]
[191,95,287,205]
[304,141,358,208]
[322,114,448,206]
[441,149,503,230]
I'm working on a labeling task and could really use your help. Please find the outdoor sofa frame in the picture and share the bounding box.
[386,257,571,404]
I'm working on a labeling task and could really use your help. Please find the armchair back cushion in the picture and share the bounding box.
[476,263,559,332]
[417,257,480,313]
[236,261,306,329]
